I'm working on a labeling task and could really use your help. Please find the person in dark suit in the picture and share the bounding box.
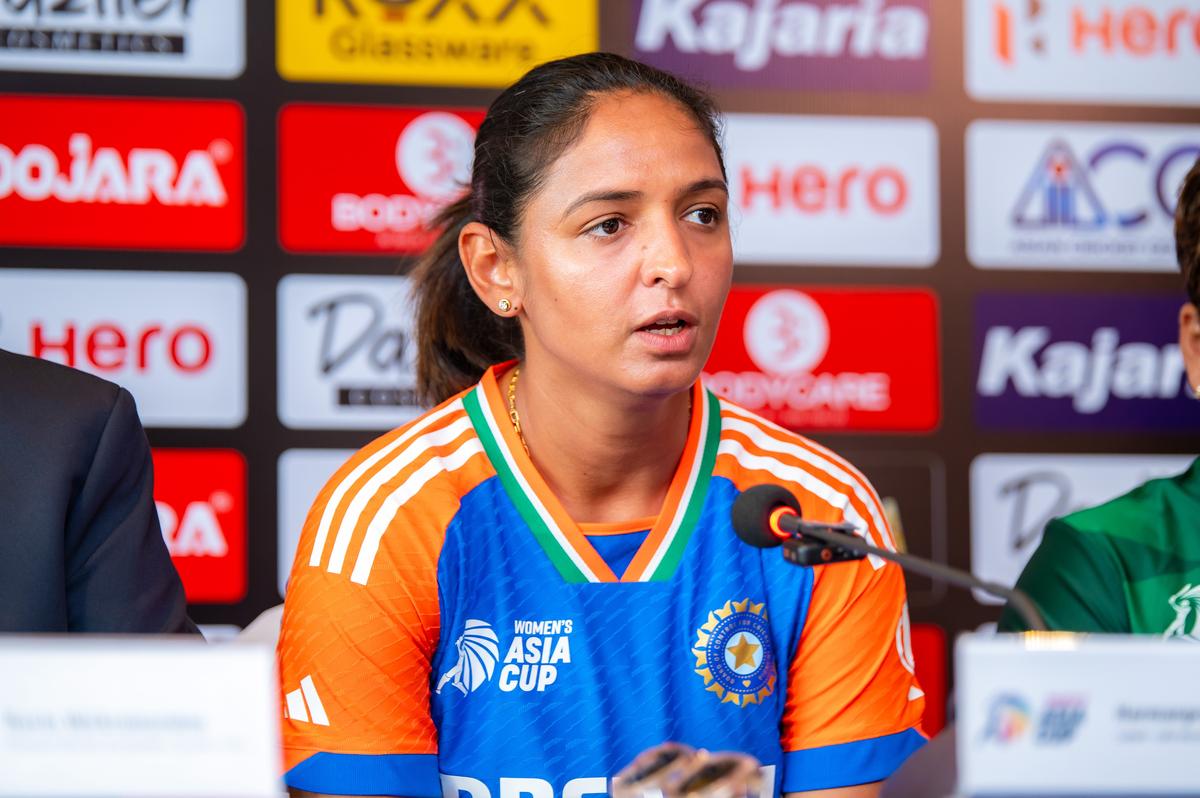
[0,348,197,633]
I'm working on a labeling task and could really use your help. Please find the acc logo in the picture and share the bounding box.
[744,290,829,375]
[692,598,777,708]
[436,619,501,695]
[980,693,1032,743]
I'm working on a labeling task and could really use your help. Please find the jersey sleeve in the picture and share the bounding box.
[998,518,1129,634]
[277,435,463,798]
[780,539,926,791]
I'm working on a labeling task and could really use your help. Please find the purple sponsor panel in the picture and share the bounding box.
[632,0,932,91]
[974,294,1198,431]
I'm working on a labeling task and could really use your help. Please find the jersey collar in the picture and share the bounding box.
[462,364,721,584]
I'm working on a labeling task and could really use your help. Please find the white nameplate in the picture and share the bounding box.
[958,633,1200,796]
[0,636,282,797]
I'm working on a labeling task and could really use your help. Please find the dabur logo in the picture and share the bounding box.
[279,105,483,254]
[633,0,931,91]
[704,287,940,432]
[436,618,575,695]
[152,449,247,604]
[0,95,244,250]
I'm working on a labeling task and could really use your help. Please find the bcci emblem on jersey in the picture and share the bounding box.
[693,598,777,707]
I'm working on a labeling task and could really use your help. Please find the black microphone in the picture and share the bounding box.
[731,484,1047,632]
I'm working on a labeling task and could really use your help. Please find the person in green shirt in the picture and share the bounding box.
[998,156,1200,638]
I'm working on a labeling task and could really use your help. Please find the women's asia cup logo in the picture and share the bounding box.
[692,598,777,708]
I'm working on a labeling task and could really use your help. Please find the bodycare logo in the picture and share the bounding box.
[966,0,1200,105]
[279,105,483,254]
[0,0,246,78]
[0,95,244,250]
[974,294,1195,430]
[152,449,247,604]
[0,269,247,428]
[277,0,597,87]
[633,0,931,91]
[704,287,939,432]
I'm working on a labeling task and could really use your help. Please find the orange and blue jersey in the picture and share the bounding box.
[278,364,926,797]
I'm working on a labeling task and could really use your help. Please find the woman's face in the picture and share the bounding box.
[510,90,733,399]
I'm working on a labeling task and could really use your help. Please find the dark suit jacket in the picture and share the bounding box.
[0,348,197,633]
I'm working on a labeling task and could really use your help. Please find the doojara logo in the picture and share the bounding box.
[157,489,231,559]
[635,0,929,71]
[1012,139,1199,233]
[993,1,1200,65]
[0,133,230,207]
[436,618,575,696]
[0,0,194,55]
[978,325,1187,413]
[331,111,475,245]
[314,0,551,26]
[307,290,416,408]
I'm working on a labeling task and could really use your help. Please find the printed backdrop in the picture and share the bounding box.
[1,1,1198,688]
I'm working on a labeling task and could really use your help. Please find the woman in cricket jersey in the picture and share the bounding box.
[998,155,1200,638]
[277,52,926,798]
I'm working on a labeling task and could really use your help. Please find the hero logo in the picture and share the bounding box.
[0,133,229,206]
[741,160,906,216]
[331,111,474,236]
[708,290,889,421]
[635,0,929,70]
[992,1,1200,64]
[29,321,212,374]
[977,326,1185,413]
[152,449,246,604]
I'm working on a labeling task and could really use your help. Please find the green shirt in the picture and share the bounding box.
[998,457,1200,638]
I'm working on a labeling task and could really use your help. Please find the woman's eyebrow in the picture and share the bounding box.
[560,178,728,223]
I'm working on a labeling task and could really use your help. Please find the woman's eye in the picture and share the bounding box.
[588,217,624,237]
[687,207,720,226]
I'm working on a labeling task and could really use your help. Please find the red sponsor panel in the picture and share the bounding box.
[279,104,485,254]
[0,95,244,250]
[152,449,247,604]
[704,286,940,432]
[912,622,947,735]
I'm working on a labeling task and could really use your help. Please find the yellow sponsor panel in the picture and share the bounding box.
[278,0,599,87]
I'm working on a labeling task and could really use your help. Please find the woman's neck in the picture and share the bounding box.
[509,361,692,526]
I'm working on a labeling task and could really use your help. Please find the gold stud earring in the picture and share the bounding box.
[498,298,513,313]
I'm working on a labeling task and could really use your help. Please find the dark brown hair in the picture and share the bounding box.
[1177,155,1200,307]
[410,52,725,405]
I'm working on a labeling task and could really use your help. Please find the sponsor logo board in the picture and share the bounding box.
[0,0,245,78]
[0,95,245,250]
[279,105,484,254]
[704,286,940,431]
[633,0,931,91]
[966,0,1200,106]
[967,120,1200,272]
[0,269,247,428]
[277,0,598,87]
[725,114,938,266]
[278,274,420,429]
[970,453,1192,603]
[974,294,1194,430]
[278,449,355,596]
[152,449,247,604]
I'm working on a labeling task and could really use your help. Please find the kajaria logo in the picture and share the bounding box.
[724,114,938,266]
[634,0,931,90]
[277,0,598,87]
[152,449,247,604]
[0,0,245,78]
[973,294,1195,430]
[966,0,1200,106]
[0,95,244,250]
[0,269,247,428]
[704,286,940,432]
[279,105,484,254]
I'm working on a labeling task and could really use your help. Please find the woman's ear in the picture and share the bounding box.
[1180,302,1200,396]
[459,221,522,317]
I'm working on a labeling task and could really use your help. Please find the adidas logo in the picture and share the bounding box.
[284,674,329,726]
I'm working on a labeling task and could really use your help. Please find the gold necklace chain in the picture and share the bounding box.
[507,366,528,454]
